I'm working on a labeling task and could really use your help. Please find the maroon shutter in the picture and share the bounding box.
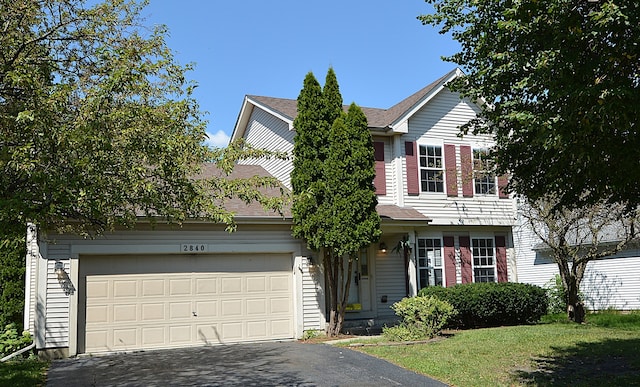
[498,175,509,199]
[495,236,508,282]
[460,145,473,197]
[405,141,419,196]
[443,236,456,287]
[444,144,458,197]
[373,142,386,195]
[459,236,473,284]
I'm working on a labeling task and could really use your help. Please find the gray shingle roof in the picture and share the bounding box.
[248,68,456,129]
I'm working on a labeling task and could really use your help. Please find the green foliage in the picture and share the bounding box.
[545,274,567,314]
[0,225,26,328]
[302,329,323,340]
[419,282,548,328]
[0,323,32,358]
[323,104,381,256]
[383,296,455,341]
[420,1,640,209]
[1,0,286,238]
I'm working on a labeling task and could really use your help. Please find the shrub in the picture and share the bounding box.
[419,282,548,329]
[545,274,567,314]
[0,323,32,358]
[383,296,455,341]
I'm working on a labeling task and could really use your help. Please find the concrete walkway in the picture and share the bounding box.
[46,341,448,386]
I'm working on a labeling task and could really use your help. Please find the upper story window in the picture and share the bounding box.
[472,238,496,283]
[473,149,496,195]
[419,145,444,193]
[417,238,443,288]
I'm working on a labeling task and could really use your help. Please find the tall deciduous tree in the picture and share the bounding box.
[0,0,285,327]
[291,69,380,336]
[521,195,638,323]
[1,0,284,236]
[420,1,640,210]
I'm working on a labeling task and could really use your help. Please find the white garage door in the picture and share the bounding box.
[80,254,293,354]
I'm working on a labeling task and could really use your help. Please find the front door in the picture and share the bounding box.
[344,248,371,312]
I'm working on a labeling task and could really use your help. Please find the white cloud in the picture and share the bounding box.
[204,130,231,148]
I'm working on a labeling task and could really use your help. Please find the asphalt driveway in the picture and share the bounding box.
[46,340,447,386]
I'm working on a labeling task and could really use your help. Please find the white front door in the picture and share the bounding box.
[343,248,371,312]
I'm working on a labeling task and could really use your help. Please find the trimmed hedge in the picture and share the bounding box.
[418,282,548,329]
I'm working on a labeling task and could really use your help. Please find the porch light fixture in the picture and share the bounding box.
[379,242,387,253]
[54,261,75,296]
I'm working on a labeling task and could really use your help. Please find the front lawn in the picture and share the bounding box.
[351,313,640,386]
[0,357,48,387]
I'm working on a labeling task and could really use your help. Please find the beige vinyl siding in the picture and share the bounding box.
[374,251,406,319]
[45,247,71,348]
[403,90,515,226]
[372,136,396,205]
[301,258,324,331]
[239,107,294,189]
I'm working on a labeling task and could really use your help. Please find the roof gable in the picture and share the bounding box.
[231,68,464,140]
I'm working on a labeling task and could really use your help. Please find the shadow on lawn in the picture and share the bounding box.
[514,338,640,386]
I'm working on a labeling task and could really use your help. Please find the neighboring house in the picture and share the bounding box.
[514,206,640,311]
[25,68,518,358]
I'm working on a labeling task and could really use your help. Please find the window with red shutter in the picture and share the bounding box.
[373,141,386,195]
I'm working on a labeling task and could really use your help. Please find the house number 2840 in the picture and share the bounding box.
[182,244,207,252]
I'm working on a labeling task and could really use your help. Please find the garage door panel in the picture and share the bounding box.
[83,254,294,354]
[86,305,109,324]
[170,279,191,295]
[221,277,242,293]
[195,278,217,294]
[141,303,164,321]
[113,280,137,298]
[246,277,266,292]
[142,279,164,297]
[170,325,192,343]
[246,298,267,315]
[113,304,137,322]
[142,327,164,345]
[270,276,290,291]
[195,300,217,317]
[247,321,267,337]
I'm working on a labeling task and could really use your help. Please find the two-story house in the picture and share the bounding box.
[24,69,518,358]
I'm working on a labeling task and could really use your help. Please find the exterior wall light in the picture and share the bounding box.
[379,242,387,253]
[54,261,75,296]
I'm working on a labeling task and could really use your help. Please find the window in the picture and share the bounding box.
[417,238,443,288]
[419,145,444,193]
[473,149,496,195]
[472,238,496,283]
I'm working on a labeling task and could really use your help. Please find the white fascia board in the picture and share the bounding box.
[247,97,295,131]
[230,96,254,142]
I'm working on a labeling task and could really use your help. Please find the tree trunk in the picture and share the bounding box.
[566,278,585,323]
[324,250,354,336]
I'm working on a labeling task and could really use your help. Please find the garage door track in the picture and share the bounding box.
[46,341,447,386]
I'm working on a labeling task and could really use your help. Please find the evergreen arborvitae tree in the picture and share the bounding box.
[323,104,381,336]
[291,68,380,336]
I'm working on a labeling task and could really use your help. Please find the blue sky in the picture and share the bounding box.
[141,0,459,147]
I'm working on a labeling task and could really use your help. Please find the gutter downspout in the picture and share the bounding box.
[0,342,36,362]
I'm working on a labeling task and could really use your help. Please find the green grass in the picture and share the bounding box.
[351,312,640,386]
[0,357,49,387]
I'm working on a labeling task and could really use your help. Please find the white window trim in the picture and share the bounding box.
[417,141,447,195]
[472,148,498,196]
[471,236,497,283]
[417,237,445,288]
